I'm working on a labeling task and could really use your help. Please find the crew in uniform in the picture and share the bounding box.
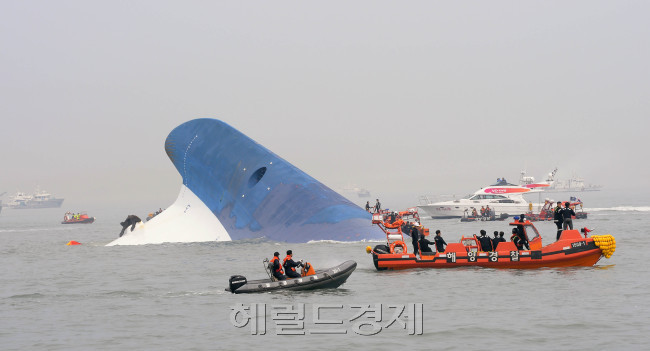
[270,252,287,281]
[478,230,493,252]
[282,250,303,279]
[419,232,434,253]
[410,224,421,254]
[554,201,564,240]
[511,228,523,250]
[492,231,501,251]
[434,230,447,253]
[561,202,576,230]
[515,216,530,250]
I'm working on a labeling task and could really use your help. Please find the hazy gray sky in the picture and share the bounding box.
[1,1,649,211]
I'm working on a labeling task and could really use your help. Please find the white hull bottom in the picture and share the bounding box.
[106,185,231,246]
[419,203,539,219]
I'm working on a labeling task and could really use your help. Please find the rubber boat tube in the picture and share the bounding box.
[227,260,357,294]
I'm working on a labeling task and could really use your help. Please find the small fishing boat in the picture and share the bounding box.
[367,217,615,270]
[227,260,357,294]
[61,212,95,224]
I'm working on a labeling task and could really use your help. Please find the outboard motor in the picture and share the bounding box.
[229,275,247,293]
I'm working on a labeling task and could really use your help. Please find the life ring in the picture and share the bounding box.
[389,241,407,254]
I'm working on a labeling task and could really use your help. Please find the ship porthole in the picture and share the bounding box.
[248,167,267,188]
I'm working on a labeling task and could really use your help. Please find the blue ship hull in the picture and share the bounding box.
[160,119,383,243]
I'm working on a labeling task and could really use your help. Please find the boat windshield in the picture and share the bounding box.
[526,225,540,241]
[469,194,509,200]
[490,181,518,186]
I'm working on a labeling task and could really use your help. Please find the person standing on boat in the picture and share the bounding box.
[499,231,506,244]
[434,230,447,253]
[478,230,493,252]
[270,252,287,281]
[374,199,381,213]
[561,202,576,230]
[410,224,421,255]
[283,250,302,279]
[492,231,501,251]
[511,228,523,250]
[515,221,530,250]
[554,201,564,240]
[365,201,371,212]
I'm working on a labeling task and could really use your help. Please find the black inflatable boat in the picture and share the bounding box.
[227,260,357,294]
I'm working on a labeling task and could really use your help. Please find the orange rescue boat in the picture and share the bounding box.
[62,211,95,224]
[367,218,615,270]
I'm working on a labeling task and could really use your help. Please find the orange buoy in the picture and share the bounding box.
[66,241,81,245]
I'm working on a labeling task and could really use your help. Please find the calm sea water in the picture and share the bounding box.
[1,197,649,350]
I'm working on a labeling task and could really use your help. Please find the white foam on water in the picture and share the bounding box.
[588,206,650,212]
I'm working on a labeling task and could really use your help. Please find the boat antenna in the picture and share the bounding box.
[262,258,273,281]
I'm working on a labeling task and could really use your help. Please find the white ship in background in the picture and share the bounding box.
[418,168,601,219]
[418,177,550,219]
[520,168,602,192]
[545,176,602,192]
[3,189,64,209]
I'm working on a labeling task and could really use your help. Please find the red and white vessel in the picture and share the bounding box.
[418,183,546,219]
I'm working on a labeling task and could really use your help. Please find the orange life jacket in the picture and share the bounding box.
[283,255,296,272]
[270,256,284,274]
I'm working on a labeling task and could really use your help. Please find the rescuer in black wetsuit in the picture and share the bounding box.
[515,221,530,250]
[282,250,303,279]
[411,225,421,254]
[419,234,433,253]
[119,215,141,237]
[511,228,523,250]
[434,230,447,253]
[492,231,501,251]
[561,202,576,231]
[554,201,564,240]
[478,230,493,252]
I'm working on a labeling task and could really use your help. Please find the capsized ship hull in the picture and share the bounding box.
[108,119,384,245]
